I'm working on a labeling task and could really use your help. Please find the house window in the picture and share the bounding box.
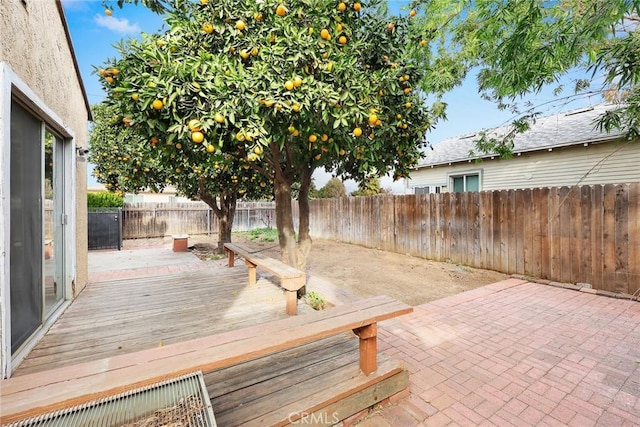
[451,173,480,192]
[414,186,442,195]
[124,194,144,203]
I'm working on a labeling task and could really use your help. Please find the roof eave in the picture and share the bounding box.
[416,133,627,169]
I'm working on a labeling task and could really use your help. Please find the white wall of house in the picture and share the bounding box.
[408,140,640,192]
[0,0,89,378]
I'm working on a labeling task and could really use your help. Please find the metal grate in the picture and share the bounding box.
[6,371,216,427]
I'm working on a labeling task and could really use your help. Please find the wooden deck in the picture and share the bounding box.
[11,262,409,425]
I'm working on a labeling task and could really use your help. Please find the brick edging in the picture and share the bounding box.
[510,274,639,302]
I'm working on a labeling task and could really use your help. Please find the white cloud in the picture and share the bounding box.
[94,14,140,34]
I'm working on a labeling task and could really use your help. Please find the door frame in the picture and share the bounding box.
[0,62,77,378]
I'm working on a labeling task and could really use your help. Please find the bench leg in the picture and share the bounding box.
[285,290,297,316]
[354,323,377,375]
[245,260,257,285]
[228,250,235,267]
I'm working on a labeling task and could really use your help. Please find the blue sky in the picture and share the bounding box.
[62,0,597,191]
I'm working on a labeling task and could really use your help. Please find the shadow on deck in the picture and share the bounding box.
[8,257,409,426]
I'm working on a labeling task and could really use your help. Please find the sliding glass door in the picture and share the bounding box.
[9,100,67,354]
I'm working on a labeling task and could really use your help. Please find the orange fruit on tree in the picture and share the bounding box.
[276,4,287,16]
[308,134,318,143]
[106,76,114,84]
[236,20,246,31]
[405,102,412,108]
[336,23,343,33]
[420,39,427,47]
[176,143,183,150]
[321,134,329,142]
[111,68,119,75]
[188,119,201,131]
[338,36,347,45]
[353,127,363,137]
[206,144,216,153]
[353,2,362,11]
[200,0,208,4]
[409,9,416,17]
[368,113,378,126]
[284,80,294,91]
[320,29,330,40]
[104,9,112,16]
[191,131,205,143]
[292,103,300,112]
[254,12,263,21]
[214,113,225,123]
[202,23,214,33]
[131,93,139,101]
[251,47,259,56]
[240,50,250,59]
[293,76,303,87]
[152,99,164,110]
[404,87,411,94]
[150,136,159,145]
[338,2,346,11]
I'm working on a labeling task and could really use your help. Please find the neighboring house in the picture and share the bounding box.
[407,103,640,194]
[0,0,90,378]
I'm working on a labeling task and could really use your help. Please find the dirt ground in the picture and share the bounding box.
[178,234,508,306]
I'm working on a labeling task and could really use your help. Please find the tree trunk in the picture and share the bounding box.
[274,178,298,267]
[296,166,313,271]
[198,179,237,253]
[216,193,236,253]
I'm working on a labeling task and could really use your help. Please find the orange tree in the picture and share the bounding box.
[100,0,441,268]
[89,103,272,252]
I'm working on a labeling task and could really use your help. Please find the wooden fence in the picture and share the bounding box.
[306,184,640,296]
[122,201,275,239]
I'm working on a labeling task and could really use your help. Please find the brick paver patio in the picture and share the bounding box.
[358,278,640,426]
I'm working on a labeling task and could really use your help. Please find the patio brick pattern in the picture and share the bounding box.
[361,279,640,426]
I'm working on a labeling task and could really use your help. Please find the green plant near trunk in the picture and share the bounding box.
[304,291,327,311]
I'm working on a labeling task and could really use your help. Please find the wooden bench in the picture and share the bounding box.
[224,242,305,315]
[0,295,412,424]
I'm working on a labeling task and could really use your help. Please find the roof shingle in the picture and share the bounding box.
[419,103,626,167]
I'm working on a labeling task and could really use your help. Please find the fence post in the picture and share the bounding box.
[207,208,211,236]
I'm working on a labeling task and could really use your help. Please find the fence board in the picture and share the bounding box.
[515,190,526,275]
[630,184,640,296]
[569,187,582,284]
[614,184,630,294]
[603,184,617,289]
[580,186,593,286]
[591,185,604,288]
[479,192,492,270]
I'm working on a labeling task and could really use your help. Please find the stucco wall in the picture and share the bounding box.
[0,0,89,377]
[0,0,88,292]
[408,140,640,192]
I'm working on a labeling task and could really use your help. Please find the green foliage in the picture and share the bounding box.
[316,177,346,198]
[236,227,279,242]
[411,0,640,150]
[99,0,436,188]
[304,290,327,310]
[87,191,124,208]
[351,175,386,197]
